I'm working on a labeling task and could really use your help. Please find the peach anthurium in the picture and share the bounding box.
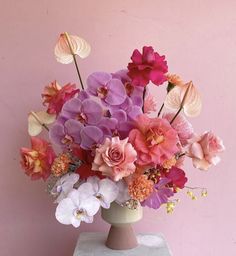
[54,32,91,64]
[164,81,202,117]
[28,111,56,136]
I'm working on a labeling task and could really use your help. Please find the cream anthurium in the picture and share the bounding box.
[87,176,119,209]
[51,173,80,203]
[55,183,100,228]
[54,33,91,64]
[28,111,56,136]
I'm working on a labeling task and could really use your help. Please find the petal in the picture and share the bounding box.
[105,79,126,105]
[54,33,91,64]
[190,142,204,159]
[64,119,83,144]
[77,182,96,199]
[87,176,100,193]
[98,178,119,205]
[55,198,75,225]
[80,126,104,150]
[82,99,103,124]
[87,72,112,95]
[28,111,56,136]
[49,123,65,145]
[192,158,211,171]
[71,217,81,228]
[79,196,100,216]
[62,98,82,118]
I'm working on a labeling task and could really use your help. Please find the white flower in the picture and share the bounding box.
[55,183,100,228]
[51,173,80,203]
[87,176,119,209]
[115,179,131,205]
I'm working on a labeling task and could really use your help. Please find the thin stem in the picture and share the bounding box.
[64,32,84,90]
[30,111,49,131]
[72,55,84,90]
[142,87,147,113]
[185,186,206,190]
[170,107,182,124]
[157,103,164,117]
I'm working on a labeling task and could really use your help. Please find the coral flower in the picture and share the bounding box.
[51,153,71,177]
[20,137,55,181]
[128,175,154,202]
[129,115,179,166]
[92,137,137,181]
[42,81,79,115]
[127,46,168,87]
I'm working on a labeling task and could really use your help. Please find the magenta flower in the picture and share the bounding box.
[141,178,174,209]
[86,72,126,105]
[61,98,103,125]
[127,46,168,87]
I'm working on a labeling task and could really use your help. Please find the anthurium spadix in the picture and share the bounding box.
[28,111,56,136]
[164,81,202,117]
[54,32,91,64]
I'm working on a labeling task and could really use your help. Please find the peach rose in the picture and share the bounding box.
[92,137,137,181]
[20,137,55,180]
[188,131,225,170]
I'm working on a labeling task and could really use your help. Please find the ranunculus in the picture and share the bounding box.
[92,137,137,181]
[187,131,225,171]
[42,81,79,115]
[20,137,55,180]
[127,46,168,87]
[129,115,179,166]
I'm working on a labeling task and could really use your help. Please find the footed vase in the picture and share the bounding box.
[101,202,143,250]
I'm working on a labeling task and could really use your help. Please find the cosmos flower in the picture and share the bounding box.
[141,178,174,209]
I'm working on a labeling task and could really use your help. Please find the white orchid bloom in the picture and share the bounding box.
[87,176,119,209]
[115,179,131,205]
[51,173,80,203]
[55,183,100,228]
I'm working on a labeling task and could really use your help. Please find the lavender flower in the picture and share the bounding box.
[141,178,174,209]
[61,98,103,125]
[87,72,126,105]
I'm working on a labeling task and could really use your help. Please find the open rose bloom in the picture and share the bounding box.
[19,34,225,228]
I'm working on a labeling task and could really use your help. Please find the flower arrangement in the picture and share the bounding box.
[20,33,225,228]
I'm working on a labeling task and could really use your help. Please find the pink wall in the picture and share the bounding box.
[0,0,235,255]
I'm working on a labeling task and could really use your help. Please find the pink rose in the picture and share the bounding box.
[188,131,225,170]
[92,137,137,181]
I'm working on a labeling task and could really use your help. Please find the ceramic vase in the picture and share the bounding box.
[101,202,143,250]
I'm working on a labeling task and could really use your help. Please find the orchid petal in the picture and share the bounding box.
[55,198,75,225]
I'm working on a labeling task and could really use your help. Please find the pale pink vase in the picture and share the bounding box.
[101,202,143,250]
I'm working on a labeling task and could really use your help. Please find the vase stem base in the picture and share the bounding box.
[105,224,138,250]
